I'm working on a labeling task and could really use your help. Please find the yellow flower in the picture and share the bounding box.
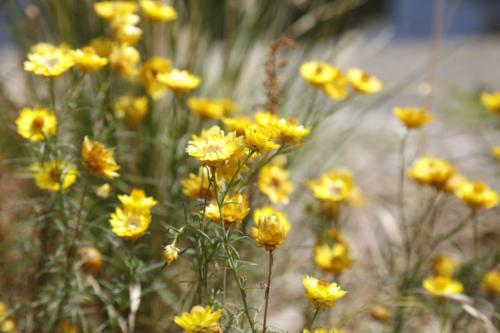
[163,244,179,265]
[78,246,103,273]
[109,207,151,240]
[90,38,113,58]
[251,206,291,250]
[140,0,177,22]
[303,276,347,308]
[480,91,500,114]
[275,117,311,144]
[258,162,294,204]
[300,61,340,86]
[303,329,344,333]
[255,110,279,127]
[81,136,120,179]
[443,173,467,194]
[407,157,454,190]
[393,106,435,129]
[96,183,111,198]
[187,97,225,119]
[205,193,250,224]
[370,305,390,323]
[110,14,142,44]
[222,115,253,135]
[181,167,215,198]
[244,124,280,153]
[431,255,457,277]
[217,98,238,116]
[94,1,138,21]
[72,46,108,72]
[186,126,244,165]
[31,161,78,192]
[493,146,500,159]
[16,106,57,142]
[347,68,382,94]
[117,188,158,214]
[314,243,352,276]
[214,146,251,182]
[139,57,172,99]
[114,96,149,127]
[482,270,500,296]
[108,43,140,78]
[455,181,499,210]
[24,44,74,77]
[307,169,354,203]
[0,302,15,333]
[323,72,349,101]
[423,276,463,297]
[157,69,201,94]
[174,305,223,333]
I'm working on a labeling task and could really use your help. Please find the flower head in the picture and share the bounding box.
[114,96,149,127]
[94,1,138,21]
[0,302,16,332]
[157,69,201,94]
[275,117,310,144]
[72,46,108,72]
[394,106,435,129]
[322,71,349,101]
[314,243,352,276]
[480,91,500,114]
[186,126,244,165]
[139,57,172,99]
[308,169,354,203]
[258,161,294,204]
[117,188,158,214]
[407,157,454,190]
[431,255,457,277]
[16,106,57,142]
[24,43,74,77]
[205,193,250,224]
[482,270,500,296]
[163,244,179,265]
[443,173,467,194]
[181,167,216,198]
[423,276,463,297]
[109,14,142,44]
[223,115,253,136]
[31,161,78,192]
[303,276,347,308]
[174,305,223,333]
[91,38,113,58]
[252,206,290,250]
[78,246,103,273]
[244,124,280,153]
[493,146,500,159]
[140,0,177,22]
[187,97,225,119]
[347,68,382,94]
[455,181,499,210]
[108,43,140,78]
[81,137,120,179]
[300,61,340,86]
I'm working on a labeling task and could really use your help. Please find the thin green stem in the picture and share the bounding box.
[309,307,320,330]
[262,250,274,333]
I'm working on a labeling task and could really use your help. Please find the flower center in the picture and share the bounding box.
[49,167,61,181]
[43,56,60,68]
[126,216,141,230]
[32,116,45,130]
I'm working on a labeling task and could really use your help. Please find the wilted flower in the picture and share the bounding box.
[347,67,382,94]
[139,57,172,99]
[431,255,457,277]
[114,96,149,127]
[31,161,78,192]
[157,69,201,94]
[78,246,103,273]
[300,61,340,86]
[393,106,435,129]
[174,305,223,333]
[258,162,294,204]
[186,126,244,165]
[81,137,120,179]
[480,91,500,114]
[140,0,177,22]
[307,169,354,203]
[407,157,454,190]
[205,193,250,224]
[16,106,57,142]
[251,206,290,250]
[108,43,140,78]
[163,244,179,265]
[482,270,500,296]
[303,276,347,308]
[423,276,463,297]
[314,243,352,276]
[72,47,108,72]
[455,181,499,210]
[370,305,390,323]
[24,43,74,77]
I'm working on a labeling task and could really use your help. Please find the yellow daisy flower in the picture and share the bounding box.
[205,193,250,224]
[78,246,104,273]
[16,106,57,142]
[482,270,500,296]
[258,162,294,204]
[480,91,500,114]
[454,181,499,210]
[110,14,142,44]
[109,207,151,240]
[108,43,140,78]
[31,161,78,192]
[442,173,467,194]
[81,136,120,179]
[213,146,251,182]
[186,126,244,165]
[222,115,254,136]
[423,276,463,297]
[72,46,108,72]
[300,61,340,86]
[24,44,74,77]
[140,0,177,22]
[407,157,454,190]
[307,169,354,203]
[303,276,347,308]
[314,243,352,276]
[252,206,290,250]
[244,123,280,153]
[94,1,138,21]
[323,72,349,101]
[174,305,223,333]
[431,255,457,278]
[181,167,215,198]
[275,117,311,144]
[187,97,225,119]
[117,188,158,214]
[139,57,172,99]
[157,69,201,94]
[347,67,382,94]
[393,106,435,129]
[114,96,149,127]
[163,244,179,265]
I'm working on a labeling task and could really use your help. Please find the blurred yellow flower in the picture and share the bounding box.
[347,68,382,94]
[174,305,223,333]
[72,46,108,72]
[140,0,177,22]
[393,106,434,129]
[370,305,390,323]
[94,1,138,21]
[31,161,78,192]
[275,117,311,144]
[96,183,111,198]
[24,44,74,77]
[407,157,454,190]
[480,91,500,114]
[186,126,244,165]
[431,255,457,277]
[442,173,467,194]
[255,110,279,128]
[303,276,347,308]
[300,61,340,86]
[157,69,201,94]
[118,188,158,214]
[482,270,500,296]
[78,246,103,273]
[493,146,500,159]
[187,97,225,119]
[181,167,215,198]
[81,136,120,179]
[16,106,57,142]
[314,243,352,276]
[423,276,463,297]
[258,162,293,204]
[214,147,251,182]
[91,38,113,58]
[108,43,140,78]
[110,14,142,44]
[244,124,280,153]
[139,57,172,99]
[222,115,253,135]
[252,206,290,250]
[323,72,349,101]
[205,193,250,224]
[163,244,179,265]
[307,169,354,203]
[109,208,151,240]
[114,96,149,127]
[303,329,344,333]
[0,303,16,333]
[455,181,499,210]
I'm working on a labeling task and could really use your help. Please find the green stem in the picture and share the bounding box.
[262,250,274,333]
[309,308,320,330]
